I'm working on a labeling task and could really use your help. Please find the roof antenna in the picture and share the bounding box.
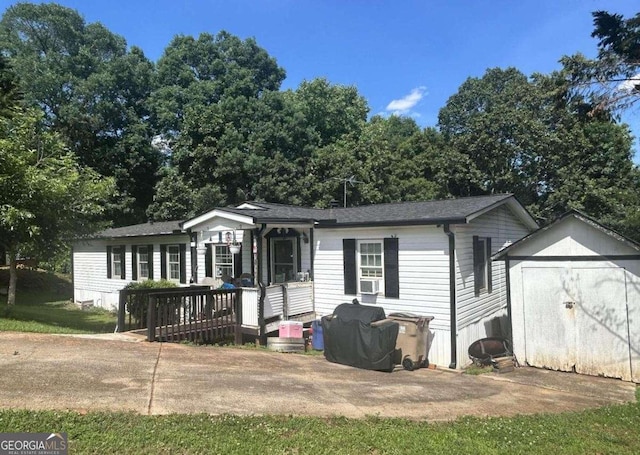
[331,175,362,207]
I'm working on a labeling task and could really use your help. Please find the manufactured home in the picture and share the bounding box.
[72,194,537,368]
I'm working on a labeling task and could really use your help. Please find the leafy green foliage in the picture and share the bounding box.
[123,279,178,290]
[0,3,162,225]
[438,67,640,234]
[0,109,114,304]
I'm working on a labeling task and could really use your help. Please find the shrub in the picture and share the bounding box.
[123,279,178,290]
[123,280,179,327]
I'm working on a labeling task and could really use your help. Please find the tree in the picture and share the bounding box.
[0,55,21,118]
[0,108,114,305]
[562,10,640,115]
[0,3,161,225]
[438,67,639,229]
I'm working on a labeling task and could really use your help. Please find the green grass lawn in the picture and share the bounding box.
[0,293,117,333]
[0,267,116,333]
[0,397,639,455]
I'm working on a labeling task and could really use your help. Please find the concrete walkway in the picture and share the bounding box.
[0,332,635,420]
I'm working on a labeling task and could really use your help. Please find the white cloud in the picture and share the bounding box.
[618,74,640,93]
[386,86,427,115]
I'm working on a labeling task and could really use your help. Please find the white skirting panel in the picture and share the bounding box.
[425,327,452,369]
[73,288,120,311]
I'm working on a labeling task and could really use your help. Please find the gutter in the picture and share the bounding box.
[443,224,457,369]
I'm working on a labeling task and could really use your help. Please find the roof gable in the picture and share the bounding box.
[493,210,640,259]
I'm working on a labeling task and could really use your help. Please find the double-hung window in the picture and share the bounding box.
[113,247,123,278]
[358,241,383,294]
[215,245,234,278]
[168,245,180,281]
[343,238,399,298]
[107,245,126,279]
[138,246,149,279]
[473,236,493,296]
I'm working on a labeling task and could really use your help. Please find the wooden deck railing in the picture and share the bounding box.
[117,286,210,332]
[147,288,241,344]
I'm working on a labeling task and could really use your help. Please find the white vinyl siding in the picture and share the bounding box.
[73,235,191,310]
[454,205,532,367]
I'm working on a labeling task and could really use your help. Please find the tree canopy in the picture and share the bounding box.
[1,1,639,272]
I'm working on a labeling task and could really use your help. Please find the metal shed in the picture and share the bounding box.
[494,210,640,382]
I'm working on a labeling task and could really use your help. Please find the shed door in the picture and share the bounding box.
[522,267,632,381]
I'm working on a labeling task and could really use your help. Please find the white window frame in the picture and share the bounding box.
[112,246,123,279]
[138,246,149,280]
[476,237,488,291]
[167,245,181,282]
[214,244,234,278]
[357,240,384,294]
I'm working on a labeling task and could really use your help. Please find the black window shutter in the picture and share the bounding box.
[343,239,357,295]
[106,246,112,278]
[131,245,138,281]
[234,250,242,277]
[179,244,187,284]
[473,236,481,297]
[486,237,493,293]
[384,238,400,299]
[160,245,167,279]
[296,235,302,275]
[120,245,126,279]
[205,244,213,277]
[147,245,154,279]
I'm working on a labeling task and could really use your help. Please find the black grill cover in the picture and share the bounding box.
[322,303,399,372]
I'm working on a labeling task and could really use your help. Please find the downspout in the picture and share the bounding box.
[505,256,513,347]
[189,230,198,283]
[254,224,268,345]
[443,224,457,369]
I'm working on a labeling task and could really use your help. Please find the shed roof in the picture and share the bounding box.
[492,210,640,260]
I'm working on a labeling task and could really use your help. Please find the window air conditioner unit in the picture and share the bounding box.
[360,279,380,295]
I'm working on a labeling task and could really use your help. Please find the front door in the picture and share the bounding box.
[272,238,296,283]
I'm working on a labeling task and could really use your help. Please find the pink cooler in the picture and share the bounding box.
[279,321,303,338]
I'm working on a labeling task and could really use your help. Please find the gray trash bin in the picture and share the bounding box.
[388,313,434,370]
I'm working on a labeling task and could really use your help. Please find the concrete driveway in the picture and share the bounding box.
[0,332,635,420]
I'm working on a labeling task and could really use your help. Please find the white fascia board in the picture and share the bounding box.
[182,210,255,230]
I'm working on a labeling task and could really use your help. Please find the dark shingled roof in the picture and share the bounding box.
[97,220,184,239]
[318,194,515,227]
[95,194,523,238]
[216,202,329,223]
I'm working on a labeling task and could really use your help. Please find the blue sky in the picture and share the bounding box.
[2,0,639,155]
